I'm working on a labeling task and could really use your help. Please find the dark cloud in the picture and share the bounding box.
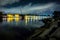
[0,0,60,8]
[0,0,60,11]
[0,0,20,6]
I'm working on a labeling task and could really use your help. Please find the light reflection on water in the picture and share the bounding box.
[1,20,45,28]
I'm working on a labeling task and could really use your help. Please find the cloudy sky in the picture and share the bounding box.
[0,0,60,15]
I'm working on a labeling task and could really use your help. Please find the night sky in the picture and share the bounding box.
[0,0,60,14]
[0,0,60,8]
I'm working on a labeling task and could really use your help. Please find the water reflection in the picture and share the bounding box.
[1,20,45,28]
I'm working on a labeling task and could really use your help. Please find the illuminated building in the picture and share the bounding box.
[0,12,51,25]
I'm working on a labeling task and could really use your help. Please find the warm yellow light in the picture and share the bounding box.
[7,14,14,22]
[6,14,41,24]
[7,14,20,22]
[15,14,20,22]
[24,15,30,25]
